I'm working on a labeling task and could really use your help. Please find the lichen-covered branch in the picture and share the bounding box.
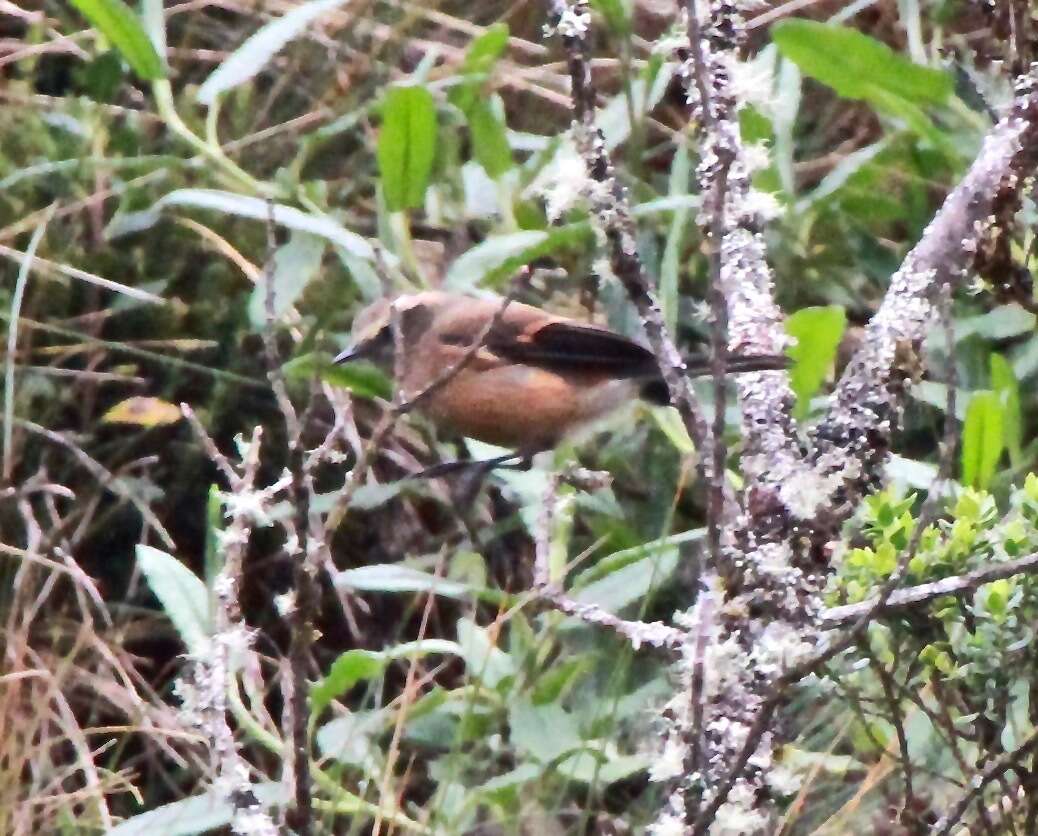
[681,1,807,546]
[648,4,826,832]
[546,0,712,455]
[820,551,1038,628]
[179,410,278,836]
[810,71,1038,537]
[545,1,1038,832]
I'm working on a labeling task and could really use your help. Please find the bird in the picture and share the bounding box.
[334,291,787,471]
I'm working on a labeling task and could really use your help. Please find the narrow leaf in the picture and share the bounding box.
[991,353,1022,464]
[311,649,386,716]
[466,98,513,178]
[378,85,438,212]
[449,22,509,113]
[961,390,1005,490]
[247,231,326,326]
[660,142,691,335]
[107,188,373,259]
[197,0,351,105]
[282,353,392,399]
[108,783,288,836]
[772,20,951,107]
[68,0,165,80]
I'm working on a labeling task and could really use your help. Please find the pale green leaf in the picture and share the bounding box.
[197,0,351,105]
[135,545,210,655]
[786,305,846,418]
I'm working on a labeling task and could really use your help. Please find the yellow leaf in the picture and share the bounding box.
[103,397,182,427]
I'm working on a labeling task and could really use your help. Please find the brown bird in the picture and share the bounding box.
[334,292,787,470]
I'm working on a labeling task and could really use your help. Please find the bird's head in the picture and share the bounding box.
[333,297,394,366]
[333,293,442,367]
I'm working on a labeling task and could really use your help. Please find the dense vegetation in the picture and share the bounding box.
[3,0,1038,833]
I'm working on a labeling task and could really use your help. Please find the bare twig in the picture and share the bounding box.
[820,552,1038,627]
[179,410,277,835]
[934,730,1038,836]
[259,203,315,836]
[534,471,684,650]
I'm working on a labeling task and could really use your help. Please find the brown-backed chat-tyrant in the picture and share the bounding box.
[334,291,787,461]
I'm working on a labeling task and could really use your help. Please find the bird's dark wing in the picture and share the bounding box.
[487,319,660,378]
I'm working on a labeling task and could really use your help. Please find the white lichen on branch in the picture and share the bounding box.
[177,412,278,835]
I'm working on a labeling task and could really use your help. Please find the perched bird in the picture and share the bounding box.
[334,291,787,464]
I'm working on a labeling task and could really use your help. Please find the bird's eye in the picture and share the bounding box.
[439,332,471,347]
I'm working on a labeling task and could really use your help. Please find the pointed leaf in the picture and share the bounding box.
[135,545,211,655]
[248,231,326,326]
[991,353,1022,464]
[961,390,1005,490]
[378,85,438,212]
[68,0,165,80]
[108,783,288,836]
[311,650,386,716]
[772,20,951,107]
[197,0,351,104]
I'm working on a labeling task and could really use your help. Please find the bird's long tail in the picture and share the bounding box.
[640,353,790,405]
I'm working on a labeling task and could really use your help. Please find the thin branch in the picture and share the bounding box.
[820,552,1038,628]
[934,730,1038,836]
[260,204,315,836]
[534,470,684,650]
[809,71,1038,534]
[547,0,712,455]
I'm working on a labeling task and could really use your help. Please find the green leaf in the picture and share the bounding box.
[651,405,696,454]
[461,22,509,73]
[248,231,326,326]
[315,710,385,768]
[772,21,952,108]
[107,188,374,259]
[197,0,350,105]
[660,141,691,335]
[991,353,1022,464]
[573,528,704,587]
[456,617,515,689]
[444,225,593,290]
[961,390,1005,490]
[959,304,1036,341]
[108,783,288,836]
[378,85,438,212]
[448,23,509,113]
[334,565,507,603]
[68,0,165,80]
[572,548,679,613]
[135,545,210,655]
[311,649,387,716]
[786,305,846,418]
[508,700,583,763]
[139,0,166,71]
[283,353,392,400]
[591,0,630,36]
[465,98,513,178]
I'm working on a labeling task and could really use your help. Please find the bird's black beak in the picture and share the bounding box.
[332,343,370,364]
